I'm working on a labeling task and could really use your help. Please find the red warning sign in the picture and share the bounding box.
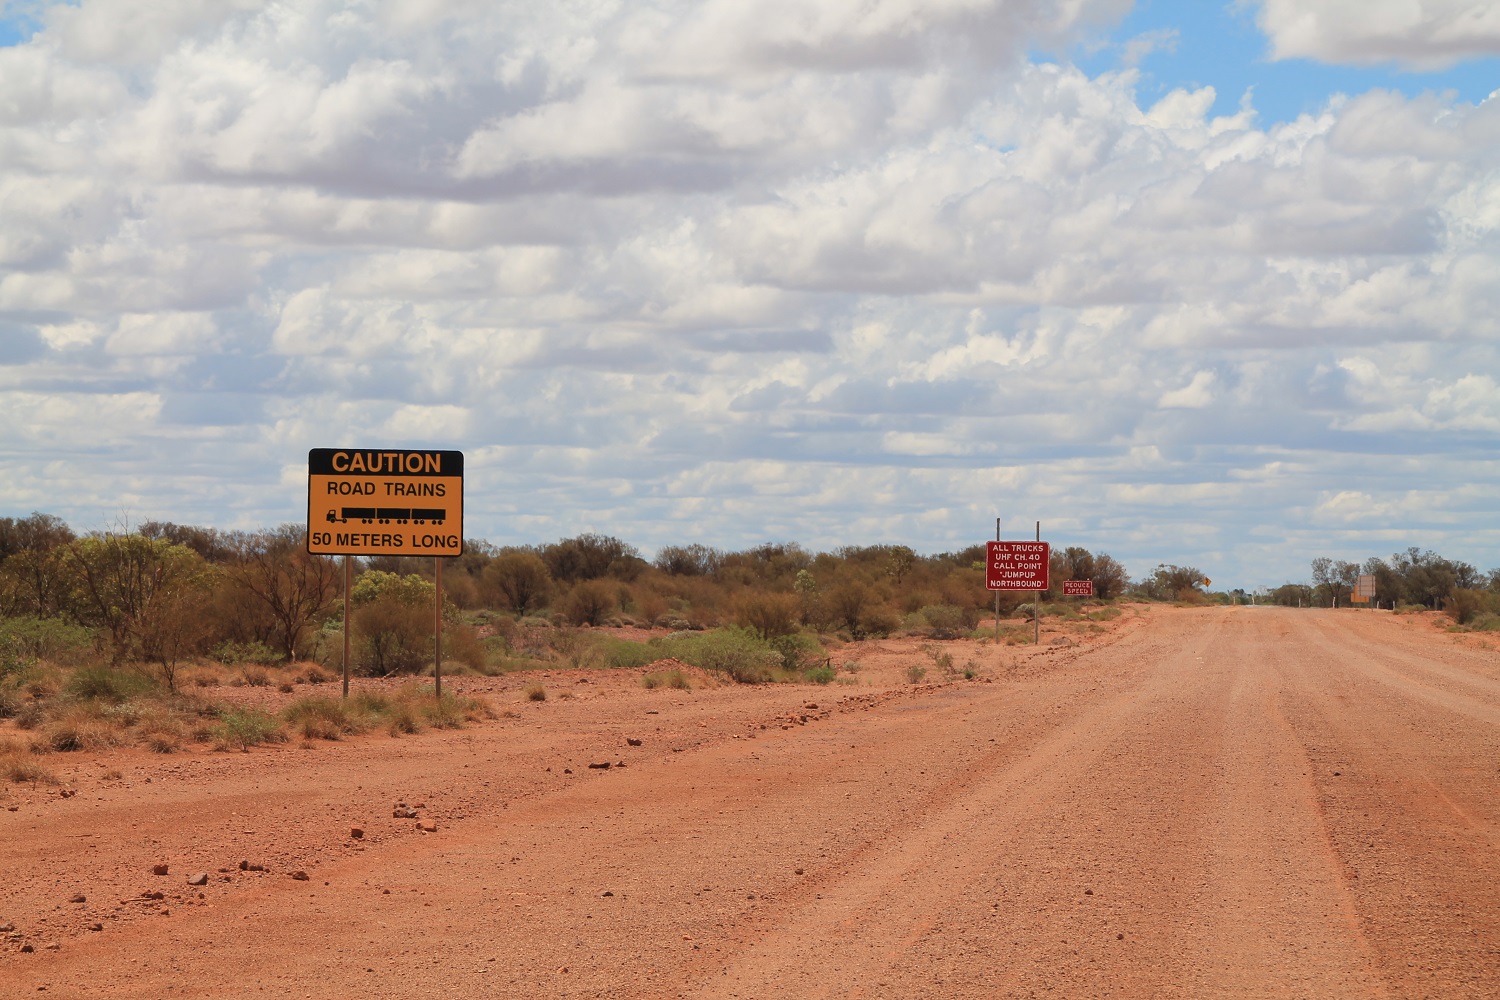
[986,541,1050,591]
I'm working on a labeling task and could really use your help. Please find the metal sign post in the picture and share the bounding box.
[994,518,1001,643]
[342,555,352,699]
[434,557,443,699]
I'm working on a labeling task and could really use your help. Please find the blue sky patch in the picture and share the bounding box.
[1077,0,1500,123]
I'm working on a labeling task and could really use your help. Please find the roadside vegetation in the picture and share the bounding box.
[4,511,1496,781]
[1262,550,1500,628]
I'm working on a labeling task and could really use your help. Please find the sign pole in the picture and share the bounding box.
[434,557,443,700]
[1034,520,1041,645]
[341,555,352,699]
[994,517,1001,643]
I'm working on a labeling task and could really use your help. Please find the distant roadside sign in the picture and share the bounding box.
[1352,594,1370,603]
[1356,574,1376,597]
[307,448,464,557]
[987,541,1050,591]
[1063,579,1094,597]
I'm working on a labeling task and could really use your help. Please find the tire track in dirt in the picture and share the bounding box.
[697,609,1387,999]
[1276,610,1500,999]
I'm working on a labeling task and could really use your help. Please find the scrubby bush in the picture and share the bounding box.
[596,637,657,669]
[769,632,823,672]
[64,664,157,703]
[652,628,782,684]
[642,669,690,690]
[35,702,133,752]
[355,597,431,675]
[441,620,490,673]
[916,604,976,639]
[421,686,496,728]
[803,664,835,685]
[1468,612,1500,631]
[0,616,96,665]
[211,639,281,666]
[284,696,365,740]
[735,593,800,640]
[482,552,552,614]
[563,580,615,626]
[1,739,55,784]
[1443,588,1495,626]
[211,708,287,751]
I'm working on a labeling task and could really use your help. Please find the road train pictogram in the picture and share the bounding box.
[326,507,447,525]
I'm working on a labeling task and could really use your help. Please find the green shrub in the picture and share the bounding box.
[906,664,927,684]
[0,617,96,666]
[385,702,420,735]
[420,687,495,728]
[0,634,28,681]
[925,648,956,678]
[212,708,286,751]
[803,664,835,685]
[652,628,782,684]
[283,696,365,740]
[563,580,615,626]
[598,638,657,670]
[64,665,157,703]
[1443,588,1495,626]
[1468,612,1500,632]
[769,632,823,672]
[917,605,975,639]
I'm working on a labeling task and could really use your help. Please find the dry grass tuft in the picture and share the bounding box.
[642,669,691,690]
[1,742,56,784]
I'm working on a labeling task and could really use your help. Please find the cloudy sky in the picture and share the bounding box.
[1,0,1498,590]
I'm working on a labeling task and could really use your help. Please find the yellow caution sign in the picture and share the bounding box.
[306,448,464,557]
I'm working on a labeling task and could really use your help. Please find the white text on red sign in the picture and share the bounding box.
[986,540,1051,591]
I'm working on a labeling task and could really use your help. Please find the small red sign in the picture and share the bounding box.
[1063,579,1094,597]
[986,540,1050,591]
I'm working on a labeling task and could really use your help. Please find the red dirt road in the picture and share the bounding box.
[3,606,1498,998]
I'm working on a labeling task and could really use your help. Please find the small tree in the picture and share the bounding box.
[1091,553,1128,600]
[60,533,211,672]
[793,569,820,625]
[882,545,916,585]
[355,597,431,675]
[736,592,799,640]
[350,571,438,675]
[483,552,553,614]
[224,525,340,661]
[564,580,614,626]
